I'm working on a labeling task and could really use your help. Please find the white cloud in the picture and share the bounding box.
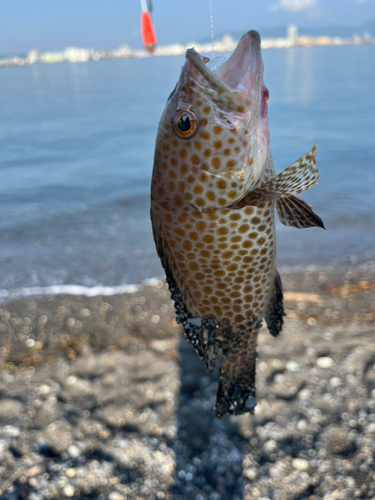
[270,0,318,12]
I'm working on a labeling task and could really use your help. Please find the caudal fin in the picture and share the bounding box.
[215,353,257,418]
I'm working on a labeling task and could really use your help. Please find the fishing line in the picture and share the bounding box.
[210,0,215,58]
[140,0,147,12]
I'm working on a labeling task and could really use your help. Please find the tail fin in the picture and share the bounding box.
[215,350,257,418]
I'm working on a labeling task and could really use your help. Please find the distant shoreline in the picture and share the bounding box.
[1,32,374,68]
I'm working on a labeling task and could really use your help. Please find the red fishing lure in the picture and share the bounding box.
[140,1,157,52]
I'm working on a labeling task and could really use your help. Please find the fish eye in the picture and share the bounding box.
[173,110,197,139]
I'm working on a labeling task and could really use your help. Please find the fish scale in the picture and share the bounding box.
[151,30,324,417]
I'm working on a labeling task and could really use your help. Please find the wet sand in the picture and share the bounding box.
[0,265,375,500]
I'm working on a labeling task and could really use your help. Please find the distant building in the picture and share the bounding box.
[114,45,133,58]
[0,25,374,69]
[40,52,65,63]
[26,49,39,64]
[287,24,298,43]
[154,43,185,56]
[64,47,90,63]
[0,55,25,66]
[216,34,237,52]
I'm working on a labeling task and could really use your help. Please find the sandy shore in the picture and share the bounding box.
[0,265,375,500]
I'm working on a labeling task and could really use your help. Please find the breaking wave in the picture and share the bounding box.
[0,278,163,303]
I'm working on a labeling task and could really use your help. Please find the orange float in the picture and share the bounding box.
[140,0,157,52]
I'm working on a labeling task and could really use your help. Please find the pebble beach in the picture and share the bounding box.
[1,264,375,500]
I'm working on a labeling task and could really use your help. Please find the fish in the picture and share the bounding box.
[150,30,324,418]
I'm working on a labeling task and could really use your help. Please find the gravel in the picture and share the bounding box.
[0,267,375,499]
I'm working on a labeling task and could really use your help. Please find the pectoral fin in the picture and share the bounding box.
[276,196,325,229]
[233,144,319,207]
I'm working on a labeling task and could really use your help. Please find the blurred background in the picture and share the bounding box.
[0,0,375,295]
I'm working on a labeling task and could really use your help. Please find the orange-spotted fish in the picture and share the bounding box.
[151,31,324,417]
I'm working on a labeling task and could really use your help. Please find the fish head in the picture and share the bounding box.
[154,30,269,211]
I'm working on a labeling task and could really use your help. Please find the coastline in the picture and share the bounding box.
[1,264,375,363]
[1,265,375,498]
[1,246,374,303]
[1,32,374,68]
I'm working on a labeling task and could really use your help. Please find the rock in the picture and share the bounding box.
[0,399,23,423]
[33,400,61,429]
[78,418,107,438]
[323,427,357,456]
[292,458,309,471]
[108,493,124,500]
[44,421,74,455]
[96,404,140,429]
[60,376,93,402]
[271,382,300,400]
[245,396,257,409]
[329,377,342,388]
[72,351,128,378]
[243,467,258,480]
[270,372,304,400]
[0,425,20,437]
[66,468,76,478]
[253,400,287,426]
[316,357,334,369]
[286,361,300,372]
[68,444,81,458]
[298,388,312,400]
[35,384,51,396]
[344,346,375,376]
[63,484,75,497]
[111,440,175,479]
[187,317,202,327]
[263,439,278,454]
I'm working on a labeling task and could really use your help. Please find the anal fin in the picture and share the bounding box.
[276,195,325,229]
[264,271,284,337]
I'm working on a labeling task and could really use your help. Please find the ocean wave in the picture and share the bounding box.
[0,278,163,303]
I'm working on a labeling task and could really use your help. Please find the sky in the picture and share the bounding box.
[1,0,375,53]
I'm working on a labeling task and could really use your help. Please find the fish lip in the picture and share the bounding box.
[185,30,262,97]
[216,30,262,94]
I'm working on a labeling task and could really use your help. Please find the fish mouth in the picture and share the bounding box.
[216,31,262,94]
[186,30,264,111]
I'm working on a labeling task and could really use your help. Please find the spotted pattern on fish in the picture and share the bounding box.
[157,119,253,210]
[151,30,324,417]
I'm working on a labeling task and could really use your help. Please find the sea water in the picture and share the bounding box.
[0,45,374,292]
